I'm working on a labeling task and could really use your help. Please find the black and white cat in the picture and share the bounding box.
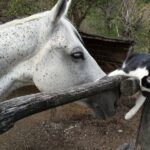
[109,51,150,120]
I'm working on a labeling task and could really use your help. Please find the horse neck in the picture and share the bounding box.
[0,11,55,78]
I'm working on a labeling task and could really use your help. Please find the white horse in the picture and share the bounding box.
[0,0,118,118]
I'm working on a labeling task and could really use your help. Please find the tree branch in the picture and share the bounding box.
[0,76,139,134]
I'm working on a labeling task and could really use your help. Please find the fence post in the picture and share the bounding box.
[136,95,150,150]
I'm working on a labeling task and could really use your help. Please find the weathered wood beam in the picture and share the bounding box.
[0,76,139,134]
[120,77,140,97]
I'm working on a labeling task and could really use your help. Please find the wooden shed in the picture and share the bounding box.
[81,32,134,73]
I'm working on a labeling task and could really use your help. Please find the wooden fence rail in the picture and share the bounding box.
[0,76,139,135]
[2,75,149,150]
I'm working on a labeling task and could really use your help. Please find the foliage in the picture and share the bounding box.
[69,0,94,28]
[2,0,150,52]
[144,0,150,3]
[6,0,54,17]
[6,0,94,28]
[81,0,150,52]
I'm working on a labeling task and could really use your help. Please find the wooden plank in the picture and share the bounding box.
[80,32,134,73]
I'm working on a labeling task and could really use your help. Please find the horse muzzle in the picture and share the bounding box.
[84,90,119,120]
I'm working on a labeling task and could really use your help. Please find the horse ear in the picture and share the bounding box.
[51,0,71,25]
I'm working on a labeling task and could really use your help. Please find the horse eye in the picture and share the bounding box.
[71,52,84,60]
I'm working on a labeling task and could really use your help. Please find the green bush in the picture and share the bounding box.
[3,0,150,52]
[6,0,54,17]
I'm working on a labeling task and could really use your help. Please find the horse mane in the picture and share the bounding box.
[64,18,83,43]
[0,11,51,29]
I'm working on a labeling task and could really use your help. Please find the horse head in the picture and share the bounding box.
[32,0,118,119]
[0,0,118,119]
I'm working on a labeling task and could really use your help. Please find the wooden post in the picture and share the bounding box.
[136,95,150,150]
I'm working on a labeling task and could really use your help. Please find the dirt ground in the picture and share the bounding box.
[0,95,141,150]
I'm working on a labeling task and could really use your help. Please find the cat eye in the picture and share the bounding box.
[147,76,150,83]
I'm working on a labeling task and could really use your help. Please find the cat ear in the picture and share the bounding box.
[124,47,134,64]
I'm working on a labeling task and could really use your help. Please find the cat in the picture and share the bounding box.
[109,51,150,119]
